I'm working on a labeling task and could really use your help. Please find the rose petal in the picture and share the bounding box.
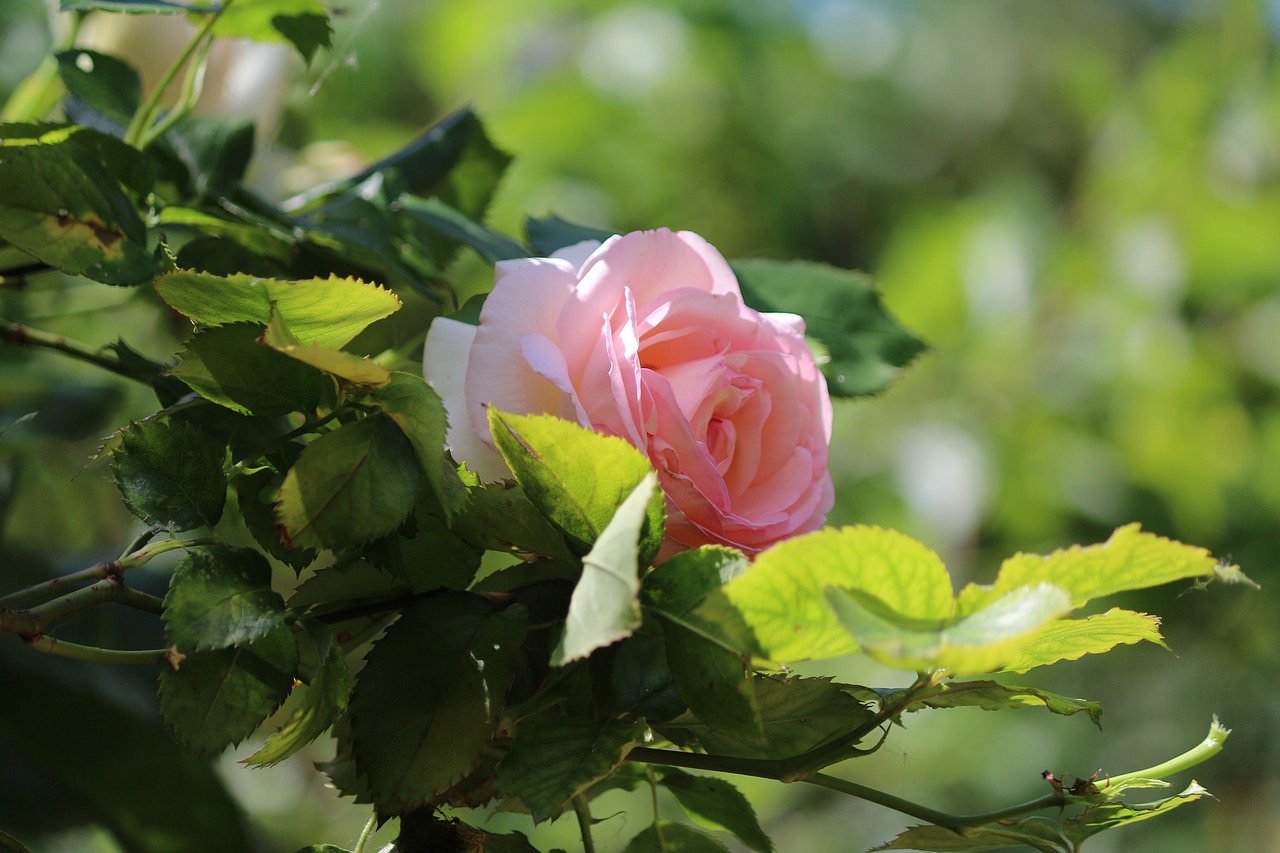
[423,318,509,482]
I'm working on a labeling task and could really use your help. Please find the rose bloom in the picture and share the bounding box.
[424,228,833,559]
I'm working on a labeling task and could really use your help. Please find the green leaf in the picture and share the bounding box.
[450,481,577,563]
[244,621,352,766]
[166,117,257,198]
[730,259,926,398]
[212,0,332,63]
[658,768,773,852]
[362,372,467,521]
[0,831,30,852]
[275,414,420,550]
[261,306,391,389]
[956,523,1255,614]
[0,663,252,851]
[349,593,527,818]
[643,548,762,741]
[999,608,1167,674]
[826,583,1072,675]
[159,622,299,757]
[398,195,528,262]
[55,49,141,128]
[360,508,483,592]
[622,823,729,853]
[871,820,1074,852]
[110,418,226,530]
[236,456,316,572]
[494,716,649,823]
[907,680,1102,728]
[159,205,293,263]
[551,473,656,666]
[0,124,157,285]
[163,544,287,652]
[291,847,350,853]
[660,675,875,761]
[725,526,953,662]
[170,323,327,416]
[153,270,401,349]
[489,410,664,561]
[1061,780,1211,845]
[525,214,616,255]
[610,633,686,722]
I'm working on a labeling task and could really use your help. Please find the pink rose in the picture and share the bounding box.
[424,228,833,559]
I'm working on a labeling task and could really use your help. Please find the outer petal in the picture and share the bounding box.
[423,317,509,482]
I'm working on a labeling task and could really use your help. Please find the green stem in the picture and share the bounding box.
[124,7,224,148]
[227,409,341,478]
[572,795,597,853]
[22,636,168,665]
[0,10,88,122]
[1106,718,1230,788]
[353,814,377,853]
[27,577,150,626]
[139,29,215,148]
[0,317,133,379]
[645,767,669,853]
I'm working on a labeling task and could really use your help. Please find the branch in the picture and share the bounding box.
[0,316,133,379]
[23,636,168,665]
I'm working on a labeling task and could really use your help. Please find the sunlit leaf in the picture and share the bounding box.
[551,473,656,665]
[999,608,1166,674]
[350,594,527,818]
[725,526,953,662]
[153,270,401,349]
[489,410,664,562]
[906,680,1103,728]
[213,0,332,63]
[260,306,391,389]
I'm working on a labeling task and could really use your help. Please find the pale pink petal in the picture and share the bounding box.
[423,317,510,482]
[551,239,604,273]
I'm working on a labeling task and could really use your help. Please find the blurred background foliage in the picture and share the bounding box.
[1,0,1278,850]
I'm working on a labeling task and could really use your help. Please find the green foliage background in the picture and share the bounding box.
[1,0,1277,850]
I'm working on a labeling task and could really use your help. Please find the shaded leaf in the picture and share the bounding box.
[60,0,212,10]
[908,680,1103,729]
[110,418,226,530]
[362,372,467,521]
[610,633,686,722]
[55,49,140,128]
[525,214,616,255]
[551,473,656,665]
[170,323,327,416]
[275,414,420,550]
[163,544,287,652]
[236,455,316,573]
[872,820,1072,852]
[494,716,649,823]
[731,259,926,398]
[244,621,352,766]
[622,823,729,853]
[450,481,577,563]
[212,0,332,62]
[153,270,401,349]
[159,623,299,757]
[725,526,952,662]
[658,768,773,852]
[489,410,663,562]
[399,194,528,262]
[349,593,527,818]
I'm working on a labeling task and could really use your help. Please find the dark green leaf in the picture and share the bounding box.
[0,124,157,285]
[110,418,226,530]
[269,12,332,64]
[0,663,252,851]
[494,716,649,823]
[291,846,350,853]
[660,675,874,761]
[1061,781,1211,845]
[164,544,287,652]
[552,473,656,665]
[159,622,299,757]
[244,621,352,766]
[909,680,1102,728]
[643,548,761,741]
[610,633,686,722]
[167,116,256,197]
[363,372,468,521]
[349,593,527,818]
[398,195,528,262]
[361,509,482,592]
[170,323,327,416]
[153,269,401,348]
[489,410,663,562]
[275,414,421,550]
[158,205,295,264]
[0,831,30,852]
[872,821,1072,852]
[451,481,577,563]
[55,49,141,127]
[731,259,926,398]
[658,768,773,853]
[525,214,617,255]
[622,823,729,853]
[236,460,317,573]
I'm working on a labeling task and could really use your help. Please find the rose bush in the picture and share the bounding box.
[424,228,833,557]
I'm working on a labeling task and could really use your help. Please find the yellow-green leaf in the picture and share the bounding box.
[261,307,391,389]
[1000,608,1167,674]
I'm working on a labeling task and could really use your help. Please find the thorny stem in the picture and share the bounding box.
[22,635,168,665]
[627,719,1230,835]
[572,795,597,853]
[0,316,135,380]
[0,536,201,611]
